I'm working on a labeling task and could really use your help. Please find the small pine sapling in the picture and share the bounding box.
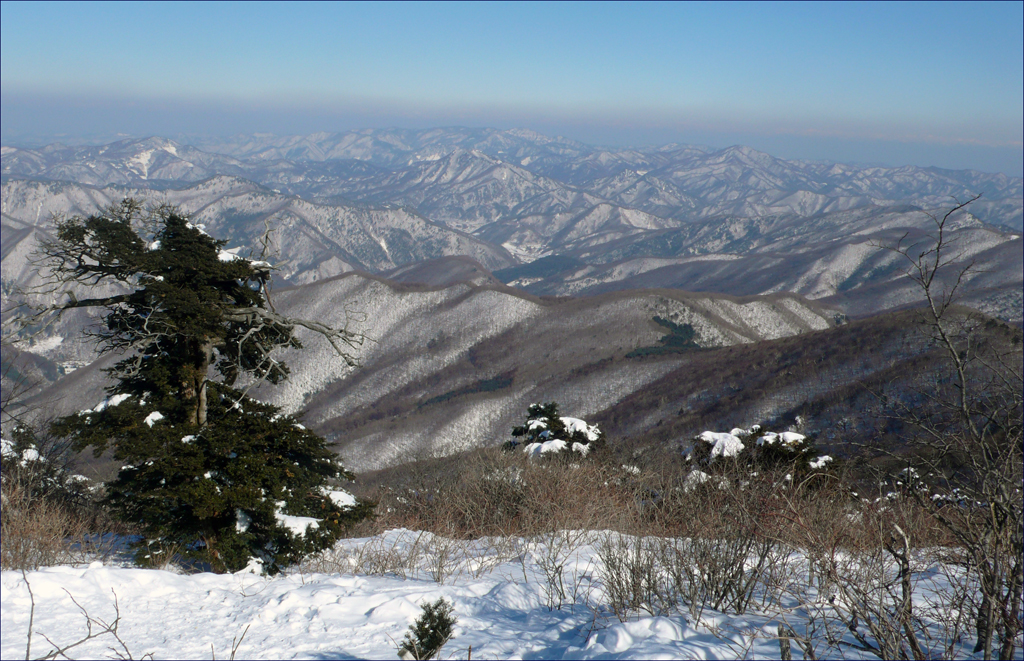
[398,597,457,660]
[686,425,829,479]
[503,402,603,458]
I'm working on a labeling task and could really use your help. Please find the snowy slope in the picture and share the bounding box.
[0,530,982,660]
[258,276,834,470]
[504,206,1023,322]
[19,271,836,471]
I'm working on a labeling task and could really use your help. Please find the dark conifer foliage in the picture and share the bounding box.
[505,402,604,457]
[40,199,370,573]
[398,598,457,660]
[626,316,700,358]
[687,426,823,479]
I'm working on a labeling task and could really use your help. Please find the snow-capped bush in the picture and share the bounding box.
[685,424,830,478]
[504,402,603,458]
[1,426,91,503]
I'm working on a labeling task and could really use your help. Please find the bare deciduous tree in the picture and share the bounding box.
[878,195,1023,660]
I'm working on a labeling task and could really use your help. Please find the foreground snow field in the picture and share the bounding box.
[0,529,998,660]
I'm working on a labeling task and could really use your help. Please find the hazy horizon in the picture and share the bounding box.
[2,1,1021,176]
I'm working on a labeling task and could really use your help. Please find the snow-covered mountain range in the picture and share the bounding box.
[495,205,1022,321]
[4,128,1021,235]
[0,176,513,287]
[3,127,1022,468]
[3,127,1021,317]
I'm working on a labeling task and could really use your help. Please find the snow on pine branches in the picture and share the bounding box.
[504,402,603,458]
[686,424,832,478]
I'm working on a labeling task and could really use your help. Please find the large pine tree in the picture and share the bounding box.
[39,200,370,573]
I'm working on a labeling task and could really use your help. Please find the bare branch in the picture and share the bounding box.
[872,193,1023,659]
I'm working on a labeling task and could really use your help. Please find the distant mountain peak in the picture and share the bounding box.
[718,144,775,163]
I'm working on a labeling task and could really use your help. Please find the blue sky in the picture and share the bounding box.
[2,1,1021,174]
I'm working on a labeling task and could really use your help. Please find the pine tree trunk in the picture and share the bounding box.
[197,339,213,426]
[184,340,214,426]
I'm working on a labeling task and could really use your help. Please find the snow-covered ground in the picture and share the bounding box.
[0,529,1000,660]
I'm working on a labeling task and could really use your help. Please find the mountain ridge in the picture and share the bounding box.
[4,129,1020,232]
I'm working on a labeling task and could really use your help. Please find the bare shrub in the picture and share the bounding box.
[775,471,980,660]
[597,533,663,621]
[370,450,515,536]
[363,427,1016,658]
[304,530,477,585]
[134,540,190,573]
[372,449,636,539]
[348,533,423,578]
[422,532,466,584]
[1,481,88,570]
[530,528,597,611]
[818,529,930,659]
[922,549,984,659]
[592,468,802,622]
[369,449,643,604]
[2,424,131,571]
[668,471,792,615]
